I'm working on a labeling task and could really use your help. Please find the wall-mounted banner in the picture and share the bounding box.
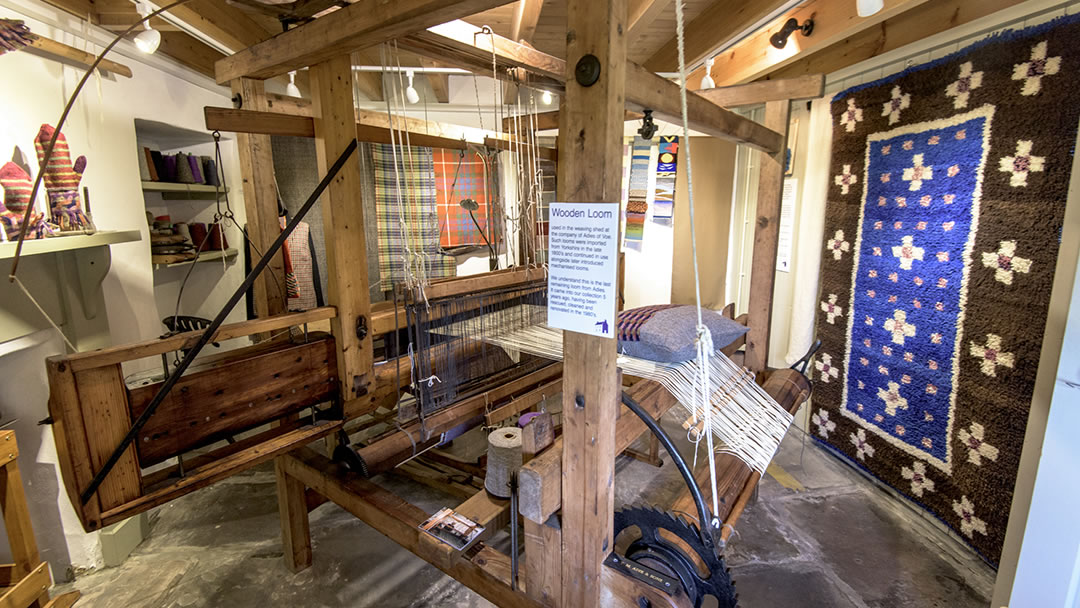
[548,202,619,338]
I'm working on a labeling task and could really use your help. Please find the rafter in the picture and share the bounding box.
[158,31,226,77]
[644,0,789,72]
[420,59,450,103]
[627,0,672,42]
[697,74,823,107]
[214,0,517,84]
[165,0,277,53]
[508,0,543,43]
[690,0,931,88]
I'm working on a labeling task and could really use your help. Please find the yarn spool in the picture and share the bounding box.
[485,427,522,498]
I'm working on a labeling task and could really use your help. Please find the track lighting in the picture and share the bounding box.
[405,69,420,104]
[134,2,160,54]
[699,57,716,90]
[769,17,814,50]
[285,71,301,98]
[857,0,884,17]
[541,90,553,105]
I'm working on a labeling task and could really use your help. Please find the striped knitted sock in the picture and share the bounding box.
[0,161,51,239]
[34,124,91,231]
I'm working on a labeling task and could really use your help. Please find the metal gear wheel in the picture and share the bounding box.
[612,505,738,608]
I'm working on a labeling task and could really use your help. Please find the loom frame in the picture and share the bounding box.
[41,1,825,605]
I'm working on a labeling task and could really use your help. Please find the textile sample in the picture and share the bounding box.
[34,124,92,232]
[653,135,678,223]
[624,136,652,251]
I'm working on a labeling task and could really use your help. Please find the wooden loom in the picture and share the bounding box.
[43,2,825,606]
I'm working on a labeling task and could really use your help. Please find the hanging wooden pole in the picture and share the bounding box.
[556,0,627,605]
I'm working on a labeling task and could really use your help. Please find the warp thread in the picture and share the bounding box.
[485,427,522,498]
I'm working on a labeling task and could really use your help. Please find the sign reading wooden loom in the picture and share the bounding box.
[547,202,619,338]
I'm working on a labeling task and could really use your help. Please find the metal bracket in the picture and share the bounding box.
[603,553,676,595]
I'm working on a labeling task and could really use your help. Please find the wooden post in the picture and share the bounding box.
[743,100,791,373]
[231,78,288,319]
[524,516,561,607]
[556,0,627,605]
[275,461,312,572]
[309,55,375,417]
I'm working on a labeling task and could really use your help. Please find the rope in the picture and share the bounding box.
[13,276,77,352]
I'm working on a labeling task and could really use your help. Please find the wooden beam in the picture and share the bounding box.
[231,78,289,320]
[424,69,450,103]
[502,109,640,132]
[23,34,133,77]
[214,0,517,83]
[743,100,790,373]
[627,0,672,42]
[275,458,312,572]
[644,0,789,72]
[483,137,557,162]
[509,0,544,42]
[524,517,561,607]
[556,3,625,601]
[688,0,932,88]
[764,0,1026,81]
[310,55,375,416]
[157,32,225,78]
[164,0,275,53]
[696,74,824,107]
[351,49,385,102]
[402,21,783,154]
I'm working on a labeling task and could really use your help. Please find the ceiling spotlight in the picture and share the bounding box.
[134,2,160,54]
[770,17,814,50]
[285,71,301,97]
[405,69,420,104]
[857,0,884,17]
[699,57,716,90]
[541,90,553,105]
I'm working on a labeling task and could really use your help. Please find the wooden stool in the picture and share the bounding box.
[0,430,80,608]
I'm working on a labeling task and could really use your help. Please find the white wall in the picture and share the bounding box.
[0,0,242,575]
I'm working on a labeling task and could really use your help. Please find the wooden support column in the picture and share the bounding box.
[309,55,375,416]
[275,460,312,571]
[525,516,561,607]
[231,78,288,319]
[556,0,626,605]
[743,101,791,373]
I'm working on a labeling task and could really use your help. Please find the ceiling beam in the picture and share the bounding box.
[508,0,543,43]
[400,21,783,153]
[351,49,385,101]
[420,58,450,103]
[158,31,226,77]
[164,0,277,52]
[764,0,1026,81]
[644,0,789,72]
[696,74,823,107]
[691,0,931,88]
[502,109,641,132]
[214,0,517,84]
[627,0,672,42]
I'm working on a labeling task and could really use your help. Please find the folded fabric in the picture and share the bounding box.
[617,304,749,363]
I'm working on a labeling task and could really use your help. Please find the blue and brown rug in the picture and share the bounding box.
[813,15,1080,564]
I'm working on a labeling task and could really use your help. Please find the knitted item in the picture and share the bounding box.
[0,162,52,239]
[34,124,91,231]
[0,19,32,55]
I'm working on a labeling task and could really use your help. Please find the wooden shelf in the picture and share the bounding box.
[142,181,228,200]
[153,248,238,269]
[0,230,141,259]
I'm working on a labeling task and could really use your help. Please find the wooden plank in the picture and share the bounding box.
[73,366,141,511]
[483,137,557,162]
[126,338,337,466]
[627,0,672,42]
[508,0,544,42]
[265,92,314,116]
[696,75,825,108]
[275,458,312,572]
[518,380,671,524]
[232,78,289,321]
[281,448,543,608]
[97,421,341,527]
[556,2,626,603]
[0,432,16,470]
[204,107,316,137]
[688,0,932,88]
[644,0,790,72]
[0,562,49,608]
[157,31,225,78]
[400,21,783,154]
[42,591,80,608]
[420,267,546,301]
[524,517,560,607]
[164,0,274,53]
[310,56,375,417]
[520,412,553,460]
[45,359,103,530]
[743,101,790,373]
[484,378,561,425]
[0,441,39,580]
[61,307,336,372]
[214,0,518,83]
[502,109,641,133]
[25,34,133,77]
[766,0,1026,81]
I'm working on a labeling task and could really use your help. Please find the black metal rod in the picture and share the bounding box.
[621,392,714,547]
[80,138,359,506]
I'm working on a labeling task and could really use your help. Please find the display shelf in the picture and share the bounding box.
[0,230,141,259]
[141,181,228,200]
[153,248,238,269]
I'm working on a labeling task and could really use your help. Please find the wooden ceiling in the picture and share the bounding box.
[36,0,1024,97]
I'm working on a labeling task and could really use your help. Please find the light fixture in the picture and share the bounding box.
[133,2,160,54]
[285,71,301,97]
[405,69,420,104]
[769,17,814,50]
[857,0,884,17]
[541,90,552,105]
[638,109,657,141]
[699,57,716,90]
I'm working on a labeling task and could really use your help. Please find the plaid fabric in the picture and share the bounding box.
[617,304,679,341]
[653,136,678,223]
[434,148,493,248]
[372,144,456,286]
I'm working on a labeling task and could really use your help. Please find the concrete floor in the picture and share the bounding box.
[55,410,995,607]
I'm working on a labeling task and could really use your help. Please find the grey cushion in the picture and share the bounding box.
[617,304,748,363]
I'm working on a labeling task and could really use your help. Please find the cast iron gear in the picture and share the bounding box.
[612,505,737,608]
